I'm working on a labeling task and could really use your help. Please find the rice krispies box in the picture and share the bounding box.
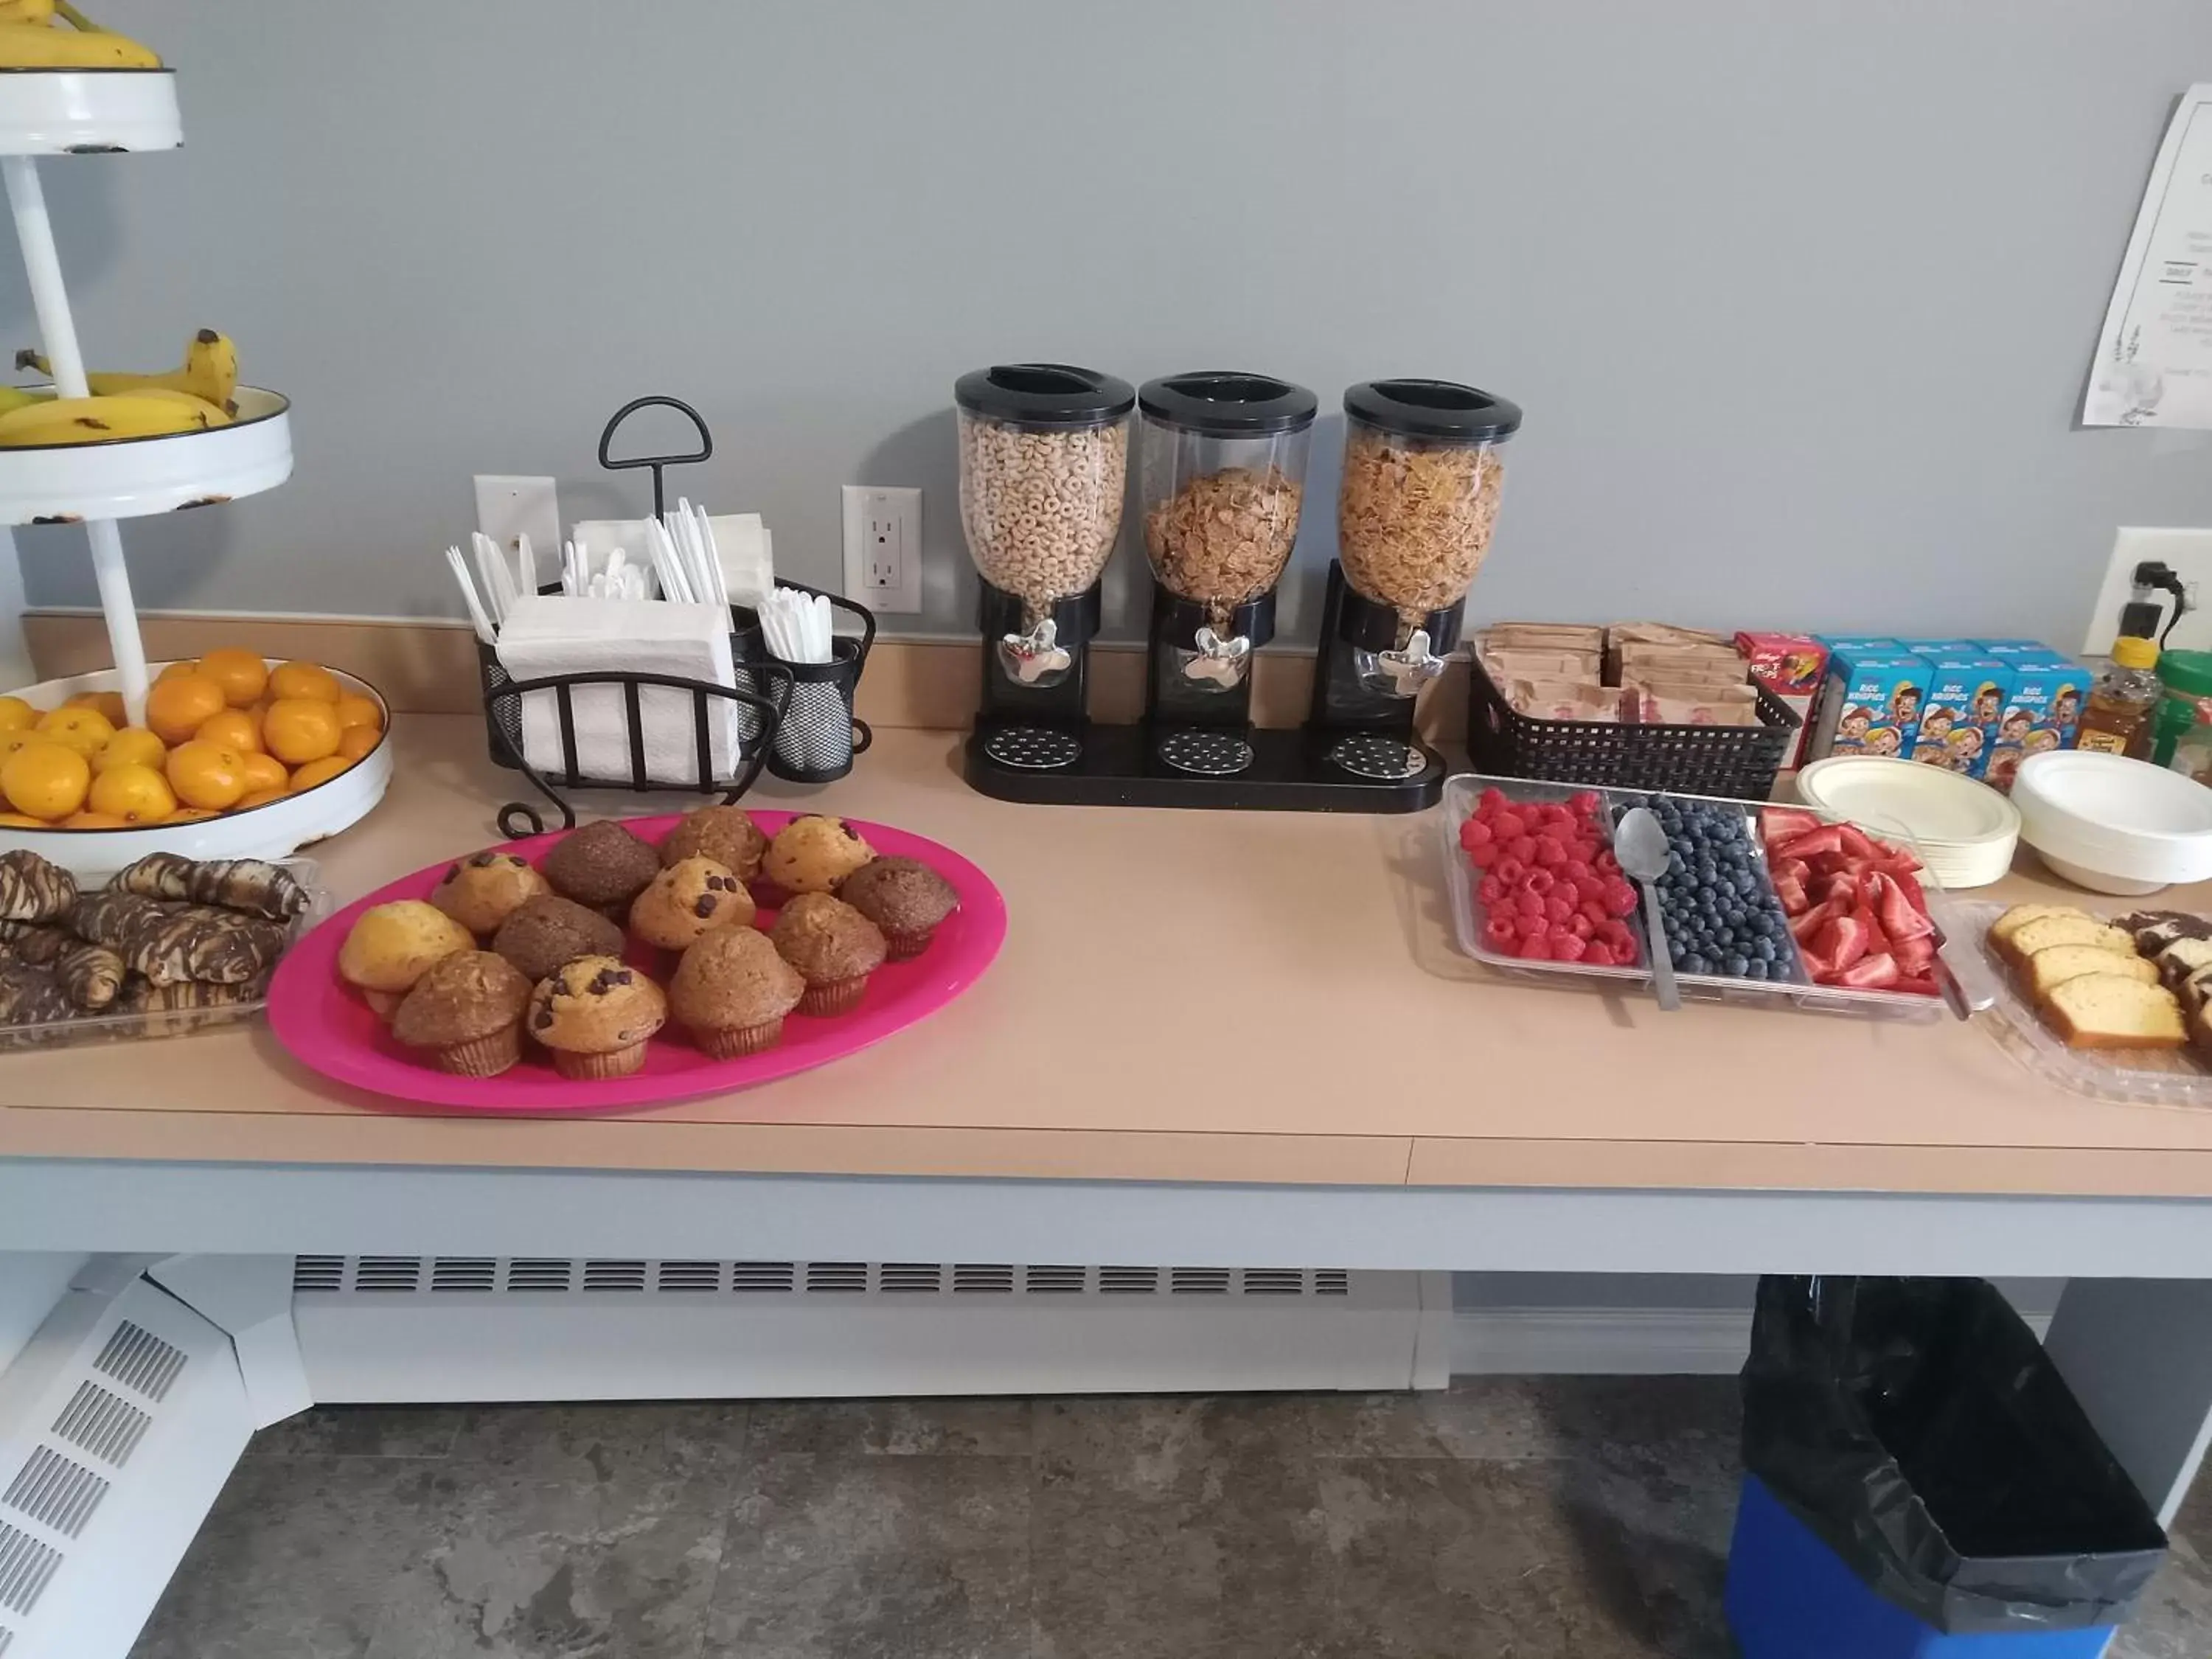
[1733,631,1827,768]
[1900,643,2010,779]
[1976,639,2091,792]
[1808,641,1930,762]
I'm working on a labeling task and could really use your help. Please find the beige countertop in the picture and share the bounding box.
[3,714,2211,1196]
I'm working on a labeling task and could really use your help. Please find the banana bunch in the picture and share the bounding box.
[0,1,159,69]
[0,331,240,447]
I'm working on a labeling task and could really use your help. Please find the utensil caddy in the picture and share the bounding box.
[476,398,874,835]
[1441,773,1984,1020]
[1465,655,1799,799]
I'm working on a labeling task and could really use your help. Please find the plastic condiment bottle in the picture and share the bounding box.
[2152,647,2212,765]
[2076,635,2163,759]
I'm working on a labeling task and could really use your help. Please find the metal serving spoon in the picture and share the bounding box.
[1613,807,1681,1012]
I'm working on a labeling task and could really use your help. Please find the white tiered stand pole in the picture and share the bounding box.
[1,152,152,726]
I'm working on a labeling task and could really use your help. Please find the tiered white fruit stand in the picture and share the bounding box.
[0,66,388,871]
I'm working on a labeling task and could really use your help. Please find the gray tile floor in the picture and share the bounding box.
[131,1378,2212,1659]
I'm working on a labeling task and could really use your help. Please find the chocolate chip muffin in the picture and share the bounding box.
[527,955,668,1080]
[658,804,768,882]
[392,950,533,1077]
[628,856,756,951]
[543,819,661,914]
[492,894,626,983]
[669,926,805,1059]
[769,892,887,1016]
[762,814,877,896]
[337,900,476,1020]
[836,857,958,959]
[430,849,552,937]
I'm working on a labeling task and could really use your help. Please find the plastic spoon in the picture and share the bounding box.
[1613,807,1681,1012]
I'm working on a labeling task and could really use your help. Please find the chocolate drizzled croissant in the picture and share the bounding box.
[0,922,127,1011]
[111,853,309,922]
[69,891,286,987]
[0,850,77,924]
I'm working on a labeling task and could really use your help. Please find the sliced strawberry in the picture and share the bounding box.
[1797,942,1834,978]
[1869,871,1933,941]
[1771,872,1809,914]
[1775,825,1846,860]
[1893,931,1935,975]
[1837,951,1901,989]
[1761,807,1823,844]
[1895,973,1939,997]
[1813,913,1870,972]
[1834,823,1879,861]
[1775,856,1811,887]
[1818,869,1860,905]
[1790,897,1843,942]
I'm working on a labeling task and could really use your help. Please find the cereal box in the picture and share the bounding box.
[1974,641,2091,792]
[1902,644,2011,779]
[1807,645,1930,762]
[1733,631,1827,767]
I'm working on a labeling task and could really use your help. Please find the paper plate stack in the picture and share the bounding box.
[1795,757,2021,889]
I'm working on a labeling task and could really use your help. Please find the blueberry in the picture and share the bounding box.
[1745,959,1770,981]
[1682,953,1709,974]
[1723,953,1748,975]
[1755,938,1776,961]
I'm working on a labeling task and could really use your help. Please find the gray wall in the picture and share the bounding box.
[8,0,2212,647]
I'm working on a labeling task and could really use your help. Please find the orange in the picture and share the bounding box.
[195,708,263,754]
[61,811,127,830]
[0,698,35,733]
[234,787,288,810]
[88,762,176,824]
[288,754,355,793]
[268,661,341,703]
[145,672,228,745]
[1,742,89,821]
[164,806,218,824]
[164,740,249,811]
[94,726,167,773]
[0,812,44,827]
[64,690,128,727]
[0,733,35,765]
[332,693,383,734]
[238,751,289,794]
[35,705,115,758]
[262,697,341,765]
[155,659,199,683]
[196,647,270,708]
[336,725,382,762]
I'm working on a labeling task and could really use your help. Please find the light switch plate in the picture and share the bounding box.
[843,484,923,613]
[474,474,561,570]
[2082,526,2212,655]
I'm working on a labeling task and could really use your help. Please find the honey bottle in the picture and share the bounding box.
[2076,635,2163,759]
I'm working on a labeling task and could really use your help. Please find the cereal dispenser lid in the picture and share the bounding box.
[1138,372,1318,436]
[954,363,1134,430]
[1344,379,1523,442]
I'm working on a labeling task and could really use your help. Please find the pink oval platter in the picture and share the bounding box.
[267,810,1006,1112]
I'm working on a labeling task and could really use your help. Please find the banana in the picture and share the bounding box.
[15,330,236,410]
[0,394,212,448]
[0,386,52,415]
[0,17,158,68]
[125,388,231,426]
[0,2,59,26]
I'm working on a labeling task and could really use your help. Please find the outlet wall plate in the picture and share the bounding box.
[473,474,561,566]
[843,484,922,614]
[2082,528,2212,657]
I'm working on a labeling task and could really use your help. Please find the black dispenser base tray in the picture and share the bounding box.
[964,720,1444,813]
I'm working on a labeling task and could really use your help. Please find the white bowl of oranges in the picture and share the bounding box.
[0,650,393,876]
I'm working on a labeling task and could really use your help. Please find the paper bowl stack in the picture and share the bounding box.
[2011,750,2212,896]
[1795,757,2020,889]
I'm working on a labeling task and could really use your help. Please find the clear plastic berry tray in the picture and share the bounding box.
[1440,773,1978,1020]
[0,858,327,1053]
[1959,898,2212,1109]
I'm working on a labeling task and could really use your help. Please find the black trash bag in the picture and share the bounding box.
[1742,1276,2167,1635]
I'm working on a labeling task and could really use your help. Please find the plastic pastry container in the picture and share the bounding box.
[1338,379,1520,646]
[1441,774,1977,1020]
[2012,748,2212,895]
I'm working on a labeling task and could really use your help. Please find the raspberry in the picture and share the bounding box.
[1594,850,1621,878]
[1532,836,1568,867]
[1522,869,1555,897]
[1515,911,1548,937]
[1569,790,1601,814]
[1551,879,1581,908]
[1484,914,1519,950]
[1507,835,1537,862]
[1520,932,1552,960]
[1551,934,1588,962]
[1582,941,1614,967]
[1582,895,1612,925]
[1603,879,1639,917]
[1563,859,1594,884]
[1568,913,1596,939]
[1515,889,1546,919]
[1599,920,1636,955]
[1492,856,1527,886]
[1545,895,1575,924]
[1491,813,1527,841]
[1477,874,1506,906]
[1479,788,1509,816]
[1459,818,1494,851]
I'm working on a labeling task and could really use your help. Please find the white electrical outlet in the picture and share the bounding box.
[2082,526,2212,655]
[843,484,923,614]
[474,475,561,574]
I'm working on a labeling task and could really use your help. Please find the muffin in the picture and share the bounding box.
[769,892,887,1016]
[837,857,959,959]
[543,819,661,914]
[762,814,877,895]
[669,926,805,1058]
[492,894,626,984]
[628,856,756,951]
[337,900,475,1020]
[658,804,768,882]
[391,950,532,1077]
[527,955,668,1080]
[430,849,552,937]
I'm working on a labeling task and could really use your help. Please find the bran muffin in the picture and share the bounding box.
[392,950,533,1077]
[628,856,756,951]
[491,894,626,984]
[543,819,661,914]
[337,900,476,1020]
[669,926,806,1058]
[658,804,768,882]
[769,892,887,1016]
[527,955,667,1080]
[430,849,552,937]
[762,815,876,896]
[836,856,958,959]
